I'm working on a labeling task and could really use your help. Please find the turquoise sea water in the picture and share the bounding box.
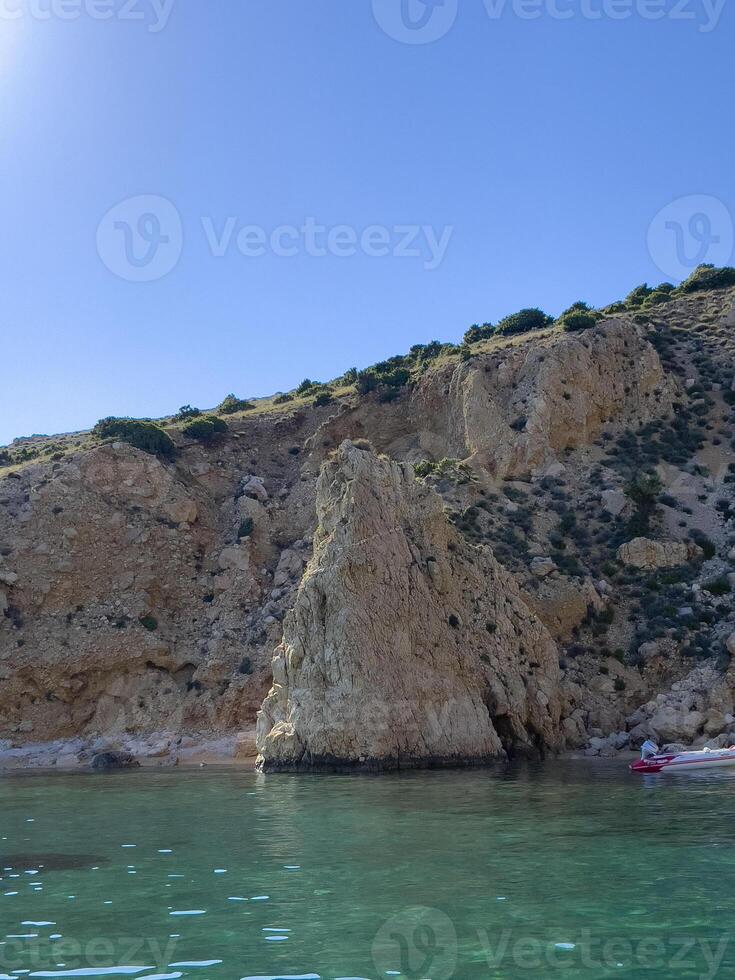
[1,762,735,980]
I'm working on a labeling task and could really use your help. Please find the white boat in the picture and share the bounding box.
[630,739,735,774]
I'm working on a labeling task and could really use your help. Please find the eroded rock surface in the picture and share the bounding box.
[617,537,703,570]
[257,442,563,770]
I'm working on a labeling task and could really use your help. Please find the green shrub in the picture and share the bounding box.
[182,415,228,443]
[139,615,158,631]
[356,370,379,394]
[625,473,663,534]
[218,393,253,415]
[463,322,495,344]
[382,367,411,388]
[409,340,444,362]
[176,405,201,420]
[642,290,673,308]
[703,576,731,596]
[678,264,735,294]
[237,517,254,539]
[601,302,626,315]
[690,529,716,559]
[93,417,175,457]
[625,284,653,308]
[313,391,333,407]
[273,393,294,405]
[560,309,598,332]
[496,308,554,337]
[296,378,319,395]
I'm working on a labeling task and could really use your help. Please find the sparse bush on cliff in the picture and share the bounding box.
[703,575,731,596]
[559,303,598,332]
[356,370,379,394]
[625,284,653,308]
[357,359,411,396]
[496,308,554,337]
[641,283,675,308]
[217,393,253,415]
[464,322,495,344]
[624,473,663,534]
[689,528,716,559]
[601,301,626,315]
[273,393,294,404]
[678,264,735,294]
[93,418,175,457]
[410,340,445,362]
[176,405,201,420]
[237,517,254,539]
[182,415,228,443]
[382,367,411,388]
[562,310,598,332]
[313,391,334,407]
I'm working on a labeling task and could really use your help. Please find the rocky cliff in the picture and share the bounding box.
[304,318,675,479]
[257,442,562,770]
[3,274,735,769]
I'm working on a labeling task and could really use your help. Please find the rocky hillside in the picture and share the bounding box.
[3,266,735,769]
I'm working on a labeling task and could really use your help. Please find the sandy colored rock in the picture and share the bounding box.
[306,319,675,481]
[530,557,557,578]
[617,537,702,570]
[257,442,563,771]
[649,707,706,743]
[234,730,258,758]
[524,578,592,642]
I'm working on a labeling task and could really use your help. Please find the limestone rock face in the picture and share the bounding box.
[524,578,603,642]
[617,537,702,570]
[304,320,675,481]
[441,320,674,478]
[257,442,563,771]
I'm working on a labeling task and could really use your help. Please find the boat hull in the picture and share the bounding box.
[630,749,735,774]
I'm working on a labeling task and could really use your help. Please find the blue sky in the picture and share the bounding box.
[2,0,733,444]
